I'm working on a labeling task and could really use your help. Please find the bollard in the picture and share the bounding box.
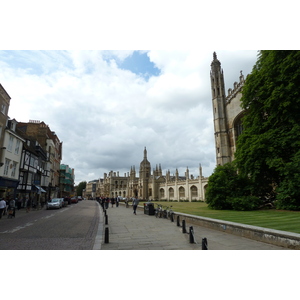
[105,214,108,225]
[182,220,186,233]
[170,213,174,222]
[177,215,180,227]
[104,227,109,243]
[202,237,208,250]
[189,226,195,243]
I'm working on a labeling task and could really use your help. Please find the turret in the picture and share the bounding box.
[210,52,231,166]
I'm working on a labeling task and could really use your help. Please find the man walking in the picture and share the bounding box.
[132,198,139,215]
[0,198,6,219]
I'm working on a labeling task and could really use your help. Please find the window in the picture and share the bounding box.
[7,135,14,152]
[191,186,198,198]
[4,158,10,176]
[179,187,185,198]
[14,140,20,155]
[11,162,17,177]
[1,104,6,115]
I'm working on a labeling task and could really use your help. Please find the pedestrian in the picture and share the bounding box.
[105,198,109,210]
[0,198,6,219]
[8,199,16,218]
[26,197,32,213]
[111,198,115,208]
[132,198,139,215]
[116,197,119,207]
[17,197,22,210]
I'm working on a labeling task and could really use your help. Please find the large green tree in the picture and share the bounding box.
[235,50,300,210]
[76,181,87,196]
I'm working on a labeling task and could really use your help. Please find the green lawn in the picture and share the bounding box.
[150,201,300,234]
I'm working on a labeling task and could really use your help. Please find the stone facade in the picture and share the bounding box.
[210,52,245,166]
[96,147,209,201]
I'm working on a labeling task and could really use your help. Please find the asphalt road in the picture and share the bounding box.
[0,200,100,250]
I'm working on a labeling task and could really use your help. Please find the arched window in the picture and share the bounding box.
[169,187,174,198]
[160,188,165,199]
[179,187,185,198]
[191,186,198,198]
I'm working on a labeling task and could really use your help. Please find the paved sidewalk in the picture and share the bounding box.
[100,204,289,250]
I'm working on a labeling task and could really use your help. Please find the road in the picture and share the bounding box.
[0,200,100,250]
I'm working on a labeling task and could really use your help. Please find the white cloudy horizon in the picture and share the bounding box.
[0,50,259,185]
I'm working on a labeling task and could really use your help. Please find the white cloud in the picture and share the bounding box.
[0,50,258,184]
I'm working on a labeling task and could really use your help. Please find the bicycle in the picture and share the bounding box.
[155,204,162,218]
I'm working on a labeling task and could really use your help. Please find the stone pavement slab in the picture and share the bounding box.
[100,204,289,250]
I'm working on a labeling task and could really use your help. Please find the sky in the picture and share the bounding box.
[0,2,296,187]
[0,50,259,184]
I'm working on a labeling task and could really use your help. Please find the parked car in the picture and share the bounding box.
[46,198,62,209]
[77,196,83,201]
[71,197,78,204]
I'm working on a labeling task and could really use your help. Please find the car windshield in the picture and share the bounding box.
[51,199,59,202]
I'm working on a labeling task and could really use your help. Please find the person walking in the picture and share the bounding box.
[0,198,6,219]
[26,197,31,213]
[8,199,16,218]
[132,198,139,215]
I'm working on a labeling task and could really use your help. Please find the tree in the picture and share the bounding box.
[76,181,86,196]
[235,51,300,210]
[206,162,261,210]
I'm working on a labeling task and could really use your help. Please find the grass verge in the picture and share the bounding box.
[150,201,300,234]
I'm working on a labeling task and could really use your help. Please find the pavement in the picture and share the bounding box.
[99,203,290,250]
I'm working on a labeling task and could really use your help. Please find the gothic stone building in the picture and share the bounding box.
[98,147,208,201]
[210,52,245,166]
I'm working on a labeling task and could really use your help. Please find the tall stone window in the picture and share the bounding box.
[191,185,198,198]
[179,187,185,198]
[169,187,174,198]
[160,188,165,199]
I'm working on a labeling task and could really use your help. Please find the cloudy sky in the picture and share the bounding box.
[0,50,259,184]
[1,1,295,186]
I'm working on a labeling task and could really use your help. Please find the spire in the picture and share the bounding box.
[144,147,147,160]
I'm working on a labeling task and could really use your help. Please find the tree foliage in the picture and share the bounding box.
[76,181,87,196]
[206,163,262,211]
[235,50,300,210]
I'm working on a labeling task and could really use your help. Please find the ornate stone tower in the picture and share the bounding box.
[139,147,151,199]
[210,52,231,166]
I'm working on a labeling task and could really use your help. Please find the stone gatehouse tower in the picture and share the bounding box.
[210,52,246,166]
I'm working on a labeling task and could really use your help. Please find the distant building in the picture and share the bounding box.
[59,164,75,197]
[97,147,209,201]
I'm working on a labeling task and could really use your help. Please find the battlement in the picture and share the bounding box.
[226,71,245,103]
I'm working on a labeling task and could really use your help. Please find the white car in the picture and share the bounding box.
[46,198,62,209]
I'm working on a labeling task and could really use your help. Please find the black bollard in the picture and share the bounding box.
[189,226,195,243]
[105,214,108,225]
[182,220,186,233]
[202,237,208,250]
[104,227,109,243]
[170,213,174,222]
[177,215,180,227]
